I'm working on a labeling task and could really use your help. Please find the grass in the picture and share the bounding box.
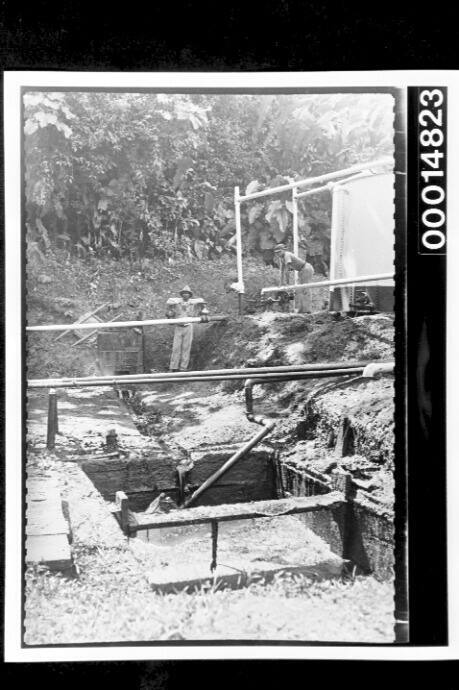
[24,540,394,645]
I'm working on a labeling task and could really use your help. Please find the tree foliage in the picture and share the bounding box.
[24,91,394,269]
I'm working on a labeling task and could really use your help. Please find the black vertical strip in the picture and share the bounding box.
[0,74,5,658]
[406,87,448,644]
[393,88,409,643]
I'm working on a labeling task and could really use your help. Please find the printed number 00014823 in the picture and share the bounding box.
[418,88,446,252]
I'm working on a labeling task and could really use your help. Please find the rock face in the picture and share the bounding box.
[82,443,277,511]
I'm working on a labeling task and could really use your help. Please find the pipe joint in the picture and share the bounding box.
[362,362,395,378]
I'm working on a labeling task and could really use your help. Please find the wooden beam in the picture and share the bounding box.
[53,302,109,341]
[131,491,345,534]
[71,312,124,347]
[46,388,58,450]
[115,491,130,535]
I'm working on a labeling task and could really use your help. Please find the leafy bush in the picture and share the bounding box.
[24,92,394,270]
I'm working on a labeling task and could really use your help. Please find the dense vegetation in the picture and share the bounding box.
[25,91,394,272]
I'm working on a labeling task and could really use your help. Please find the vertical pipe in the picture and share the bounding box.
[328,185,340,310]
[138,310,145,373]
[46,388,57,450]
[292,187,299,311]
[234,186,244,321]
[292,187,299,262]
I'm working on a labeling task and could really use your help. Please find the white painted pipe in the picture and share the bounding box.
[261,272,394,294]
[292,188,299,307]
[294,183,331,200]
[295,171,373,200]
[362,362,395,378]
[234,186,244,295]
[26,315,227,333]
[238,157,393,202]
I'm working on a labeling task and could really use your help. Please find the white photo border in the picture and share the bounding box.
[4,70,459,662]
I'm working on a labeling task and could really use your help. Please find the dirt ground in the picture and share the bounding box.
[25,254,395,644]
[25,370,395,644]
[24,454,394,645]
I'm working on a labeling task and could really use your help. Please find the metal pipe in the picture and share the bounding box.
[294,182,331,200]
[362,362,394,378]
[28,364,378,389]
[26,314,228,333]
[238,157,393,202]
[291,188,299,309]
[33,360,375,384]
[28,368,365,389]
[294,171,375,200]
[244,378,255,415]
[234,186,244,296]
[183,420,276,508]
[261,272,394,295]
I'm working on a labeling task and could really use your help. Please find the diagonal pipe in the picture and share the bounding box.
[183,419,276,508]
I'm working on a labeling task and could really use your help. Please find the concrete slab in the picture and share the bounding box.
[26,473,73,571]
[26,534,72,572]
[147,559,345,594]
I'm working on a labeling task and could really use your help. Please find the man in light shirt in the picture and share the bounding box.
[274,243,314,313]
[166,286,205,371]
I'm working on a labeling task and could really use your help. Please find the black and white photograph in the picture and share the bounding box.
[3,71,455,660]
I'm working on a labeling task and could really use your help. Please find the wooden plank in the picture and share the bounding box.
[54,302,109,342]
[133,491,345,532]
[72,312,124,347]
[81,445,275,509]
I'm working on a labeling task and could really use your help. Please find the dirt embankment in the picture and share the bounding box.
[26,252,329,378]
[27,251,395,502]
[184,311,395,503]
[127,311,395,504]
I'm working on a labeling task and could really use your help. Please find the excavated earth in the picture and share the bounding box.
[25,308,396,643]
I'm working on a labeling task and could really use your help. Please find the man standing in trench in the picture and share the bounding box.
[274,243,315,313]
[166,286,205,371]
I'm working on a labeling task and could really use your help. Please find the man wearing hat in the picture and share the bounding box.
[166,286,205,371]
[274,244,315,313]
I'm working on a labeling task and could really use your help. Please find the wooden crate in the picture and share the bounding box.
[97,328,144,375]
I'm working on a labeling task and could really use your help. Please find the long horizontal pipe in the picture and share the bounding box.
[26,314,227,333]
[293,171,374,200]
[28,368,368,390]
[183,420,276,508]
[238,157,393,202]
[61,360,375,381]
[261,272,394,294]
[294,183,331,200]
[27,361,381,389]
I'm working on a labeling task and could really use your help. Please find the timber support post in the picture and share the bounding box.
[116,490,130,536]
[46,388,58,450]
[331,469,358,572]
[210,520,219,572]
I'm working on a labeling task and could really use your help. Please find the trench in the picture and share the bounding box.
[76,382,393,589]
